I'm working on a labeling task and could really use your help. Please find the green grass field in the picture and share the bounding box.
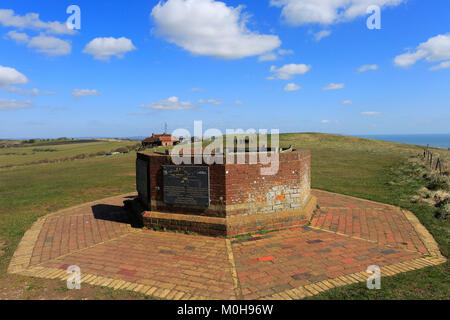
[0,133,448,299]
[0,139,139,167]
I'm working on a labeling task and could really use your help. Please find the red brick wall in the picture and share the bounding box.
[224,151,311,217]
[137,150,311,220]
[138,153,226,217]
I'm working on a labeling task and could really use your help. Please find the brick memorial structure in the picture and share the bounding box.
[129,149,316,236]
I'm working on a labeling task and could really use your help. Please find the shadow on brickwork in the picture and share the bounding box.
[92,203,143,228]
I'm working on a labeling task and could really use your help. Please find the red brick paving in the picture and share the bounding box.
[44,231,235,299]
[310,190,429,254]
[24,190,432,299]
[231,226,421,298]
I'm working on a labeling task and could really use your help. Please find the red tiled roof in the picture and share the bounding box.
[142,134,179,143]
[160,136,178,142]
[142,137,158,143]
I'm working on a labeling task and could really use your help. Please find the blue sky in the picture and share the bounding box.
[0,0,449,139]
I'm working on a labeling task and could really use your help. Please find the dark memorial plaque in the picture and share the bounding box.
[136,159,149,209]
[163,166,210,206]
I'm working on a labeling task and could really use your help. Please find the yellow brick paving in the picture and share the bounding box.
[8,191,446,300]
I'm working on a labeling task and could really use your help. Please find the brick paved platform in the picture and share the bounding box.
[9,190,446,300]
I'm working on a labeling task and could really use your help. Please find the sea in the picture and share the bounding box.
[354,134,450,149]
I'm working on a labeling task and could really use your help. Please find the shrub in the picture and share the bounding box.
[436,196,450,208]
[32,148,56,152]
[73,154,87,160]
[417,187,432,199]
[113,147,129,153]
[427,176,449,191]
[442,203,450,220]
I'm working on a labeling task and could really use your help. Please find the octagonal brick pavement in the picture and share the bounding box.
[9,190,446,300]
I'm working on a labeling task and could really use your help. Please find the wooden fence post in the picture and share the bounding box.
[435,158,442,175]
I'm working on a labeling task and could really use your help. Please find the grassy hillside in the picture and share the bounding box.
[0,133,448,299]
[0,139,139,168]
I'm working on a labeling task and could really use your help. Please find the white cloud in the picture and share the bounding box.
[258,52,278,62]
[0,9,76,35]
[322,119,340,124]
[190,87,204,92]
[151,0,281,59]
[6,30,29,44]
[361,111,381,116]
[0,65,28,87]
[258,48,294,62]
[358,64,378,72]
[0,66,54,96]
[5,87,55,96]
[268,63,311,80]
[0,98,33,111]
[278,49,294,55]
[394,51,424,67]
[83,37,136,61]
[27,35,71,56]
[140,96,197,110]
[72,89,101,98]
[313,30,331,41]
[394,34,450,67]
[5,31,71,57]
[1,10,76,57]
[198,98,222,105]
[323,83,344,90]
[341,100,353,105]
[270,0,406,26]
[429,61,450,71]
[284,83,301,91]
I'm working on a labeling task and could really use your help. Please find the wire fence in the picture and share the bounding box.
[423,145,447,175]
